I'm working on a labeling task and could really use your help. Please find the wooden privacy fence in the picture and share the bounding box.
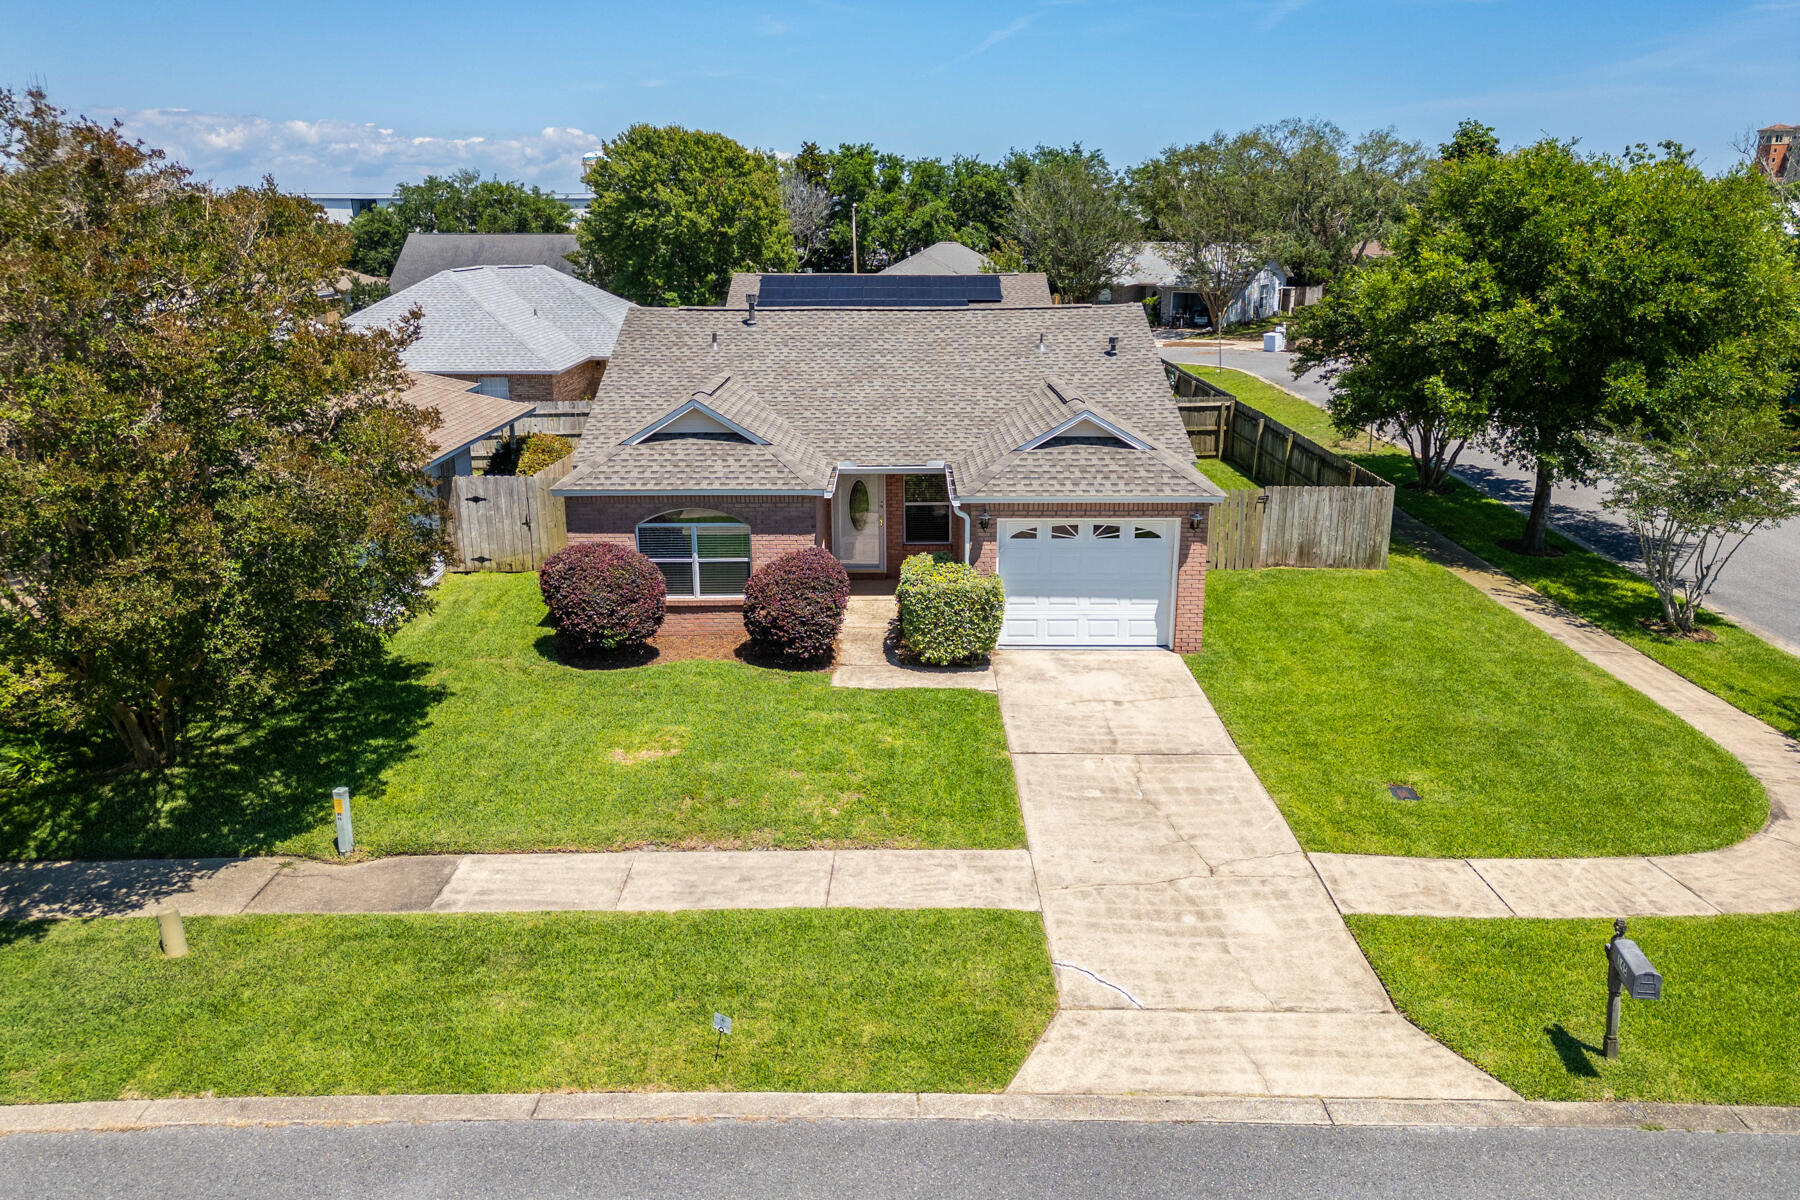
[440,456,573,572]
[1165,361,1394,570]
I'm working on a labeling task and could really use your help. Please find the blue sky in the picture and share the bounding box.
[4,1,1795,191]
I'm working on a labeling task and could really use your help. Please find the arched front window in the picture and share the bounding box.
[635,509,751,597]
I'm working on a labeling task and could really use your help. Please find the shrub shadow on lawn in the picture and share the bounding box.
[531,631,833,673]
[0,657,446,862]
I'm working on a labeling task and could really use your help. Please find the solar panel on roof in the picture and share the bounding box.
[755,274,1004,308]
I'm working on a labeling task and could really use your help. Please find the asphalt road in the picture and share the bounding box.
[4,1119,1799,1200]
[1164,343,1800,651]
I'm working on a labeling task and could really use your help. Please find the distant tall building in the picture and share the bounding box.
[1756,124,1798,182]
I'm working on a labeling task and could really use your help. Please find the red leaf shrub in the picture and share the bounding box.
[742,547,851,661]
[538,542,666,654]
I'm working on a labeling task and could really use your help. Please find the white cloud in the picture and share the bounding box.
[99,107,603,192]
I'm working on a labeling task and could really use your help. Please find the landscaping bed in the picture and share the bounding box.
[0,909,1055,1102]
[2,574,1022,859]
[1350,913,1800,1106]
[1187,544,1767,858]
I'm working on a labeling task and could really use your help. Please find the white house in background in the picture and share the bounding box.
[1108,243,1288,330]
[305,191,591,225]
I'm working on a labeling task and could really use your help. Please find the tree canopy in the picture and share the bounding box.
[1005,145,1136,301]
[572,124,794,306]
[1296,134,1800,552]
[0,89,446,769]
[347,168,573,276]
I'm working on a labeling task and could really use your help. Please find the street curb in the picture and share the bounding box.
[2,1093,1796,1135]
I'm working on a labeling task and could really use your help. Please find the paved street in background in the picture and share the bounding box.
[1162,343,1800,651]
[5,1119,1798,1200]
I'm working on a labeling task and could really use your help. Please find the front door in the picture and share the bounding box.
[833,473,885,571]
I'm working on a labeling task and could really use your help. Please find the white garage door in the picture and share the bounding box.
[997,520,1177,647]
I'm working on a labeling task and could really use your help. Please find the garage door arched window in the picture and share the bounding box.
[635,509,751,597]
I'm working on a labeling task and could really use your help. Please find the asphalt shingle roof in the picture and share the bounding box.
[387,233,579,293]
[349,265,632,375]
[556,304,1219,503]
[880,240,989,274]
[397,371,535,466]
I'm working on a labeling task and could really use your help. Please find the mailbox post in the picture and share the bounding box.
[1603,917,1663,1059]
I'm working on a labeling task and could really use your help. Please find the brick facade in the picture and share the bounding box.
[967,501,1210,653]
[445,359,606,408]
[565,492,824,634]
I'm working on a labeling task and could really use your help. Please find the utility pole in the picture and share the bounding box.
[851,202,859,274]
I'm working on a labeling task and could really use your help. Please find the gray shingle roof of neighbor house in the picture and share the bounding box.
[880,240,990,275]
[348,265,632,375]
[555,303,1221,503]
[387,233,580,293]
[397,371,535,467]
[723,270,1053,308]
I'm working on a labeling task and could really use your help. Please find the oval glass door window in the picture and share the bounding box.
[849,479,871,530]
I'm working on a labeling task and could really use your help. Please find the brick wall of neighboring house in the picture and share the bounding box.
[444,359,605,408]
[564,492,825,634]
[967,501,1211,652]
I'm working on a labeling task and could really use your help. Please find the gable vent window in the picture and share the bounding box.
[1038,433,1133,450]
[902,474,952,544]
[641,429,754,444]
[636,509,751,597]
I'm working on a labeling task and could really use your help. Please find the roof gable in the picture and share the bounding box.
[348,265,632,374]
[388,233,579,293]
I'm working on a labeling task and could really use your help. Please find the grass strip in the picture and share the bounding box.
[0,909,1056,1103]
[1349,913,1800,1106]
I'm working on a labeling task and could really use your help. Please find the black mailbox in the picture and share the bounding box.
[1608,937,1663,1001]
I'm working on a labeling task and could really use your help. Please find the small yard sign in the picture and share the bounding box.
[712,1012,732,1062]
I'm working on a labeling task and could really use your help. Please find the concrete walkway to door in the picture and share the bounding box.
[996,651,1512,1100]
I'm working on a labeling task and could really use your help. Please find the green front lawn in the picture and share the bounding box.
[3,574,1022,859]
[1188,545,1766,858]
[1350,914,1800,1106]
[1360,453,1800,742]
[1181,361,1800,743]
[0,909,1055,1102]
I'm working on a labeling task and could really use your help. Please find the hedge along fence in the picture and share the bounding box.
[439,455,573,573]
[1164,361,1393,571]
[895,553,1005,666]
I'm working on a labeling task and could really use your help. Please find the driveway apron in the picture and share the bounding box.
[997,650,1512,1100]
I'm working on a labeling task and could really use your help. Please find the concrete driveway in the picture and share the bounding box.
[1163,343,1800,651]
[995,650,1512,1100]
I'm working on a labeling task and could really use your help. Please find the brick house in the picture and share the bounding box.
[553,276,1224,650]
[350,264,631,449]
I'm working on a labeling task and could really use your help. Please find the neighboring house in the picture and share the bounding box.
[1109,243,1288,328]
[399,372,535,479]
[305,191,591,225]
[724,270,1054,307]
[879,239,990,274]
[552,284,1223,650]
[348,265,631,419]
[1757,124,1798,183]
[388,233,581,293]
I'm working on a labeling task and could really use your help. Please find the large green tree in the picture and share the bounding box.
[0,90,446,769]
[1261,118,1428,287]
[573,124,793,305]
[1145,132,1285,333]
[347,169,573,277]
[1006,145,1137,302]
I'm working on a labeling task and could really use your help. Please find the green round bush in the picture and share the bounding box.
[895,553,1005,666]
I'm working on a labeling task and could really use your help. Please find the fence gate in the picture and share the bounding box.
[440,457,572,572]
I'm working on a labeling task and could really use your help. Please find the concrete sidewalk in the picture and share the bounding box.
[994,651,1512,1101]
[0,849,1039,920]
[830,591,996,691]
[1312,517,1800,919]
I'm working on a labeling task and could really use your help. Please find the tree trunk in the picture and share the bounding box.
[1520,459,1555,555]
